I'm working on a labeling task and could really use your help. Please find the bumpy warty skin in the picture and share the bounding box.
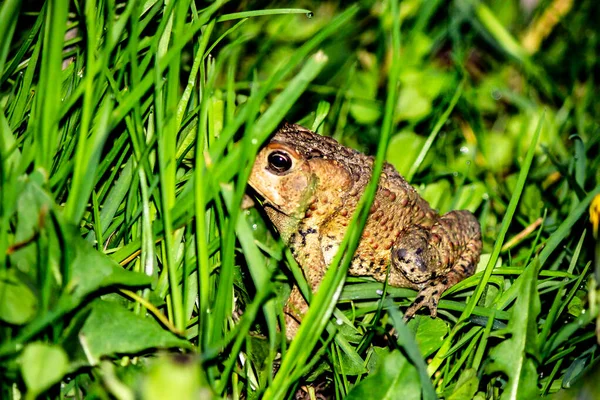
[248,123,482,337]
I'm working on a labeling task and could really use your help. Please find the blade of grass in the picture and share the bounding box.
[0,0,22,78]
[194,43,216,352]
[215,8,312,23]
[34,0,69,172]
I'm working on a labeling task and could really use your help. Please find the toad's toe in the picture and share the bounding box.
[402,284,444,321]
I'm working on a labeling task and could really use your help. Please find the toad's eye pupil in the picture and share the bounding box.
[267,151,292,173]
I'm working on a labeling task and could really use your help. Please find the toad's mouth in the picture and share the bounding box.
[247,185,290,217]
[263,203,291,218]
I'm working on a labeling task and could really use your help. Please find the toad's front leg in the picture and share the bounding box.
[283,228,328,339]
[392,210,481,320]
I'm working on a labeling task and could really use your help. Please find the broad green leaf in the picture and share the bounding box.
[448,369,479,400]
[395,86,431,122]
[485,261,541,399]
[68,300,190,368]
[475,253,502,274]
[1,177,152,357]
[346,350,420,400]
[409,316,449,358]
[482,133,514,173]
[474,72,508,113]
[448,143,477,178]
[420,180,452,212]
[349,70,381,124]
[334,341,367,376]
[567,294,583,317]
[0,269,37,325]
[519,185,543,221]
[19,342,69,398]
[400,32,433,65]
[11,177,152,297]
[334,312,364,344]
[455,182,487,213]
[400,67,450,99]
[141,354,214,400]
[245,336,276,380]
[349,98,382,125]
[386,131,430,176]
[366,346,390,373]
[507,109,567,160]
[9,172,54,277]
[395,67,451,123]
[65,223,152,303]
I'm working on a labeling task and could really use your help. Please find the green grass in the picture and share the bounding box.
[1,0,600,399]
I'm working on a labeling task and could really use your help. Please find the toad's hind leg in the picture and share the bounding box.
[396,210,481,320]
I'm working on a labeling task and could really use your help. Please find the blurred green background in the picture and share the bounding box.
[1,0,600,399]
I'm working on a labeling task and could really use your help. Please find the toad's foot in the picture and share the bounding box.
[403,281,445,321]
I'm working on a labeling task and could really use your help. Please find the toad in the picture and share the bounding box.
[248,123,481,337]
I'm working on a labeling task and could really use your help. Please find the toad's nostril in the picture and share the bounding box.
[415,256,427,272]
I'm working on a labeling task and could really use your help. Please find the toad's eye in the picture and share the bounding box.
[267,151,292,173]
